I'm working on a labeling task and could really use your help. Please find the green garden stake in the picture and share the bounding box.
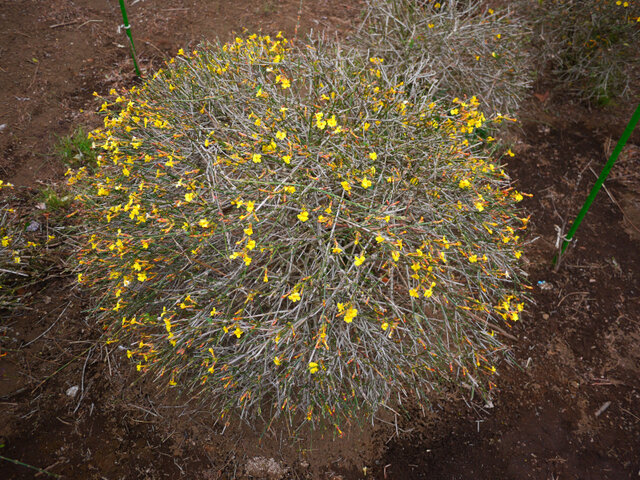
[554,102,640,264]
[118,0,141,77]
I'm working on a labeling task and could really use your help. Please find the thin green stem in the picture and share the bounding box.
[118,0,142,77]
[0,454,62,478]
[556,102,640,262]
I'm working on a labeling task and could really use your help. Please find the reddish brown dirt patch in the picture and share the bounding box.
[1,2,640,479]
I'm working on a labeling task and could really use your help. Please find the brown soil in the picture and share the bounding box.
[1,1,639,479]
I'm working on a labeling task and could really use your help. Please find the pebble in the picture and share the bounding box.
[66,385,79,397]
[26,220,40,232]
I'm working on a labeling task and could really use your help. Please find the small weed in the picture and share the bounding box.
[38,187,72,212]
[55,127,97,169]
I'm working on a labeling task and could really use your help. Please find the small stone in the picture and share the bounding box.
[66,385,79,397]
[26,220,40,232]
[542,313,549,320]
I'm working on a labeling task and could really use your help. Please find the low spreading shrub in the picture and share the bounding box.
[522,0,639,104]
[0,182,57,311]
[70,35,528,429]
[358,0,534,114]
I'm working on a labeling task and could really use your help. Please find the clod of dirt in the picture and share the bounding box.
[244,456,288,480]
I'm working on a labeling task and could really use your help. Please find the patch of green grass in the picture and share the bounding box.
[55,127,97,170]
[38,187,72,212]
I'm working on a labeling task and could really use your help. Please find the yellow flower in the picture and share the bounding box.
[97,187,110,196]
[246,201,255,213]
[1,236,9,247]
[341,181,351,192]
[344,307,358,323]
[354,253,366,266]
[515,251,522,259]
[308,362,319,374]
[252,153,262,163]
[474,201,484,212]
[184,192,195,202]
[469,254,478,263]
[424,281,436,298]
[327,115,337,128]
[77,273,83,282]
[280,77,291,89]
[375,235,384,243]
[198,219,210,228]
[391,251,400,262]
[409,288,419,298]
[361,177,372,189]
[132,261,142,271]
[243,256,252,266]
[177,48,185,56]
[234,327,244,338]
[381,322,389,331]
[246,240,256,250]
[273,356,282,366]
[288,291,301,302]
[283,185,296,194]
[513,192,523,202]
[13,256,20,264]
[332,246,343,254]
[369,151,377,161]
[459,179,471,189]
[244,225,253,236]
[282,155,291,164]
[297,210,309,222]
[137,272,148,282]
[275,130,286,140]
[507,149,515,157]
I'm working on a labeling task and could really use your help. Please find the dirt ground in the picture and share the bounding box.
[1,1,639,479]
